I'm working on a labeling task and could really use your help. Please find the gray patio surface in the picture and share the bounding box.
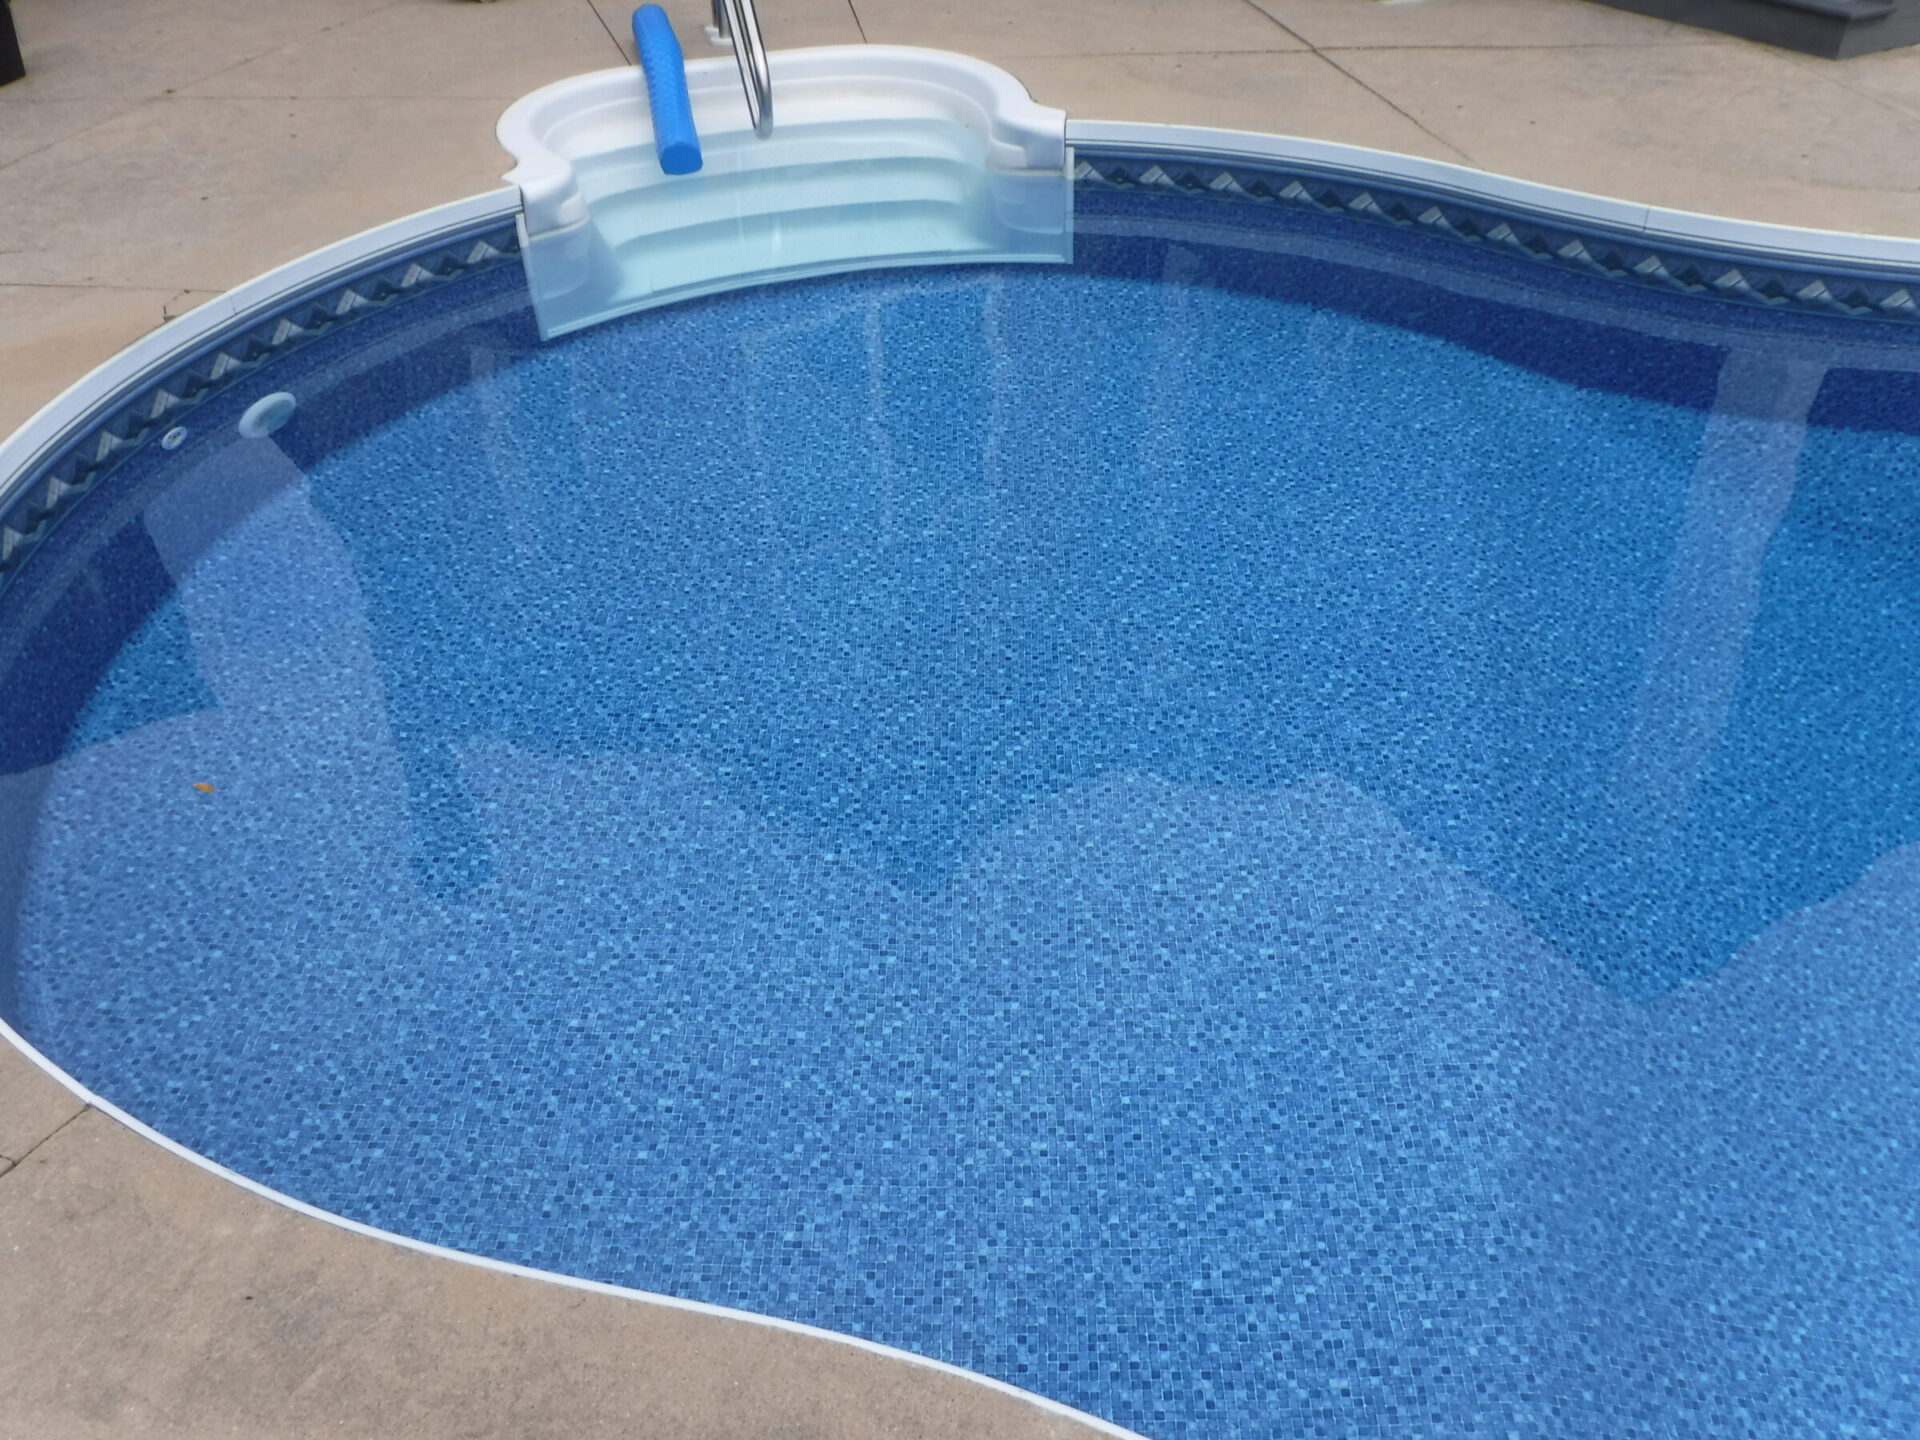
[2,1,1918,1435]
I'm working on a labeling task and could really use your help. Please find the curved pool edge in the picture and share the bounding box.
[0,187,1152,1440]
[1066,121,1920,269]
[0,1013,1153,1440]
[5,121,1920,1440]
[0,189,523,496]
[10,124,1920,550]
[8,128,1920,591]
[0,188,527,596]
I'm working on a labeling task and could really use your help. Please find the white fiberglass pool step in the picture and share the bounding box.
[497,47,1073,339]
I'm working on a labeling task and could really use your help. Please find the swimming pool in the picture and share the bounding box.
[3,138,1919,1438]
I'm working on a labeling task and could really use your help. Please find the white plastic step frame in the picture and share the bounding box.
[497,46,1074,339]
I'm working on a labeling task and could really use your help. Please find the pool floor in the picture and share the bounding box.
[4,214,1920,1437]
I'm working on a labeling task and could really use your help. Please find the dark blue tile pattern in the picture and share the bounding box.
[1074,150,1920,324]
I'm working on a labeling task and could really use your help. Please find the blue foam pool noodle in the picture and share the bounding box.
[632,4,701,175]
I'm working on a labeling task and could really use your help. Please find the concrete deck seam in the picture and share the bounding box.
[583,0,631,62]
[141,0,419,104]
[161,290,206,321]
[0,1104,90,1178]
[170,89,630,100]
[1228,0,1477,165]
[846,0,869,46]
[1304,48,1475,165]
[1313,39,1752,51]
[1002,47,1310,59]
[0,102,140,177]
[1770,47,1920,134]
[0,75,487,184]
[0,280,228,293]
[1235,0,1310,49]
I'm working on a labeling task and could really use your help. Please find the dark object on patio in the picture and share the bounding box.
[1594,0,1920,56]
[0,1,23,87]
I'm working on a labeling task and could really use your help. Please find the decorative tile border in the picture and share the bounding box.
[1072,150,1920,324]
[9,144,1920,601]
[0,221,520,594]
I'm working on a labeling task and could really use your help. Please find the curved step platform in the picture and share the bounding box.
[497,47,1074,339]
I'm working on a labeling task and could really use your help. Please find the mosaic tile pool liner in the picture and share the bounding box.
[4,152,1920,1440]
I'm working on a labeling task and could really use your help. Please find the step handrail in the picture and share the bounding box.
[709,0,773,138]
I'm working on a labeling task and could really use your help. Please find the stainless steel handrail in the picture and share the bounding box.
[709,0,773,138]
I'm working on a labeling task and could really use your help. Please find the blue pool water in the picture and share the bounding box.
[3,193,1919,1437]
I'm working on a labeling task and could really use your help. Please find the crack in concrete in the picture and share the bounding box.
[0,1106,91,1182]
[585,0,626,58]
[1232,0,1479,164]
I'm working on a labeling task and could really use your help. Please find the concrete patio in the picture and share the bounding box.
[4,0,1920,441]
[3,0,1919,1435]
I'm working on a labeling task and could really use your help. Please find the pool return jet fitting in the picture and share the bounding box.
[497,0,1073,339]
